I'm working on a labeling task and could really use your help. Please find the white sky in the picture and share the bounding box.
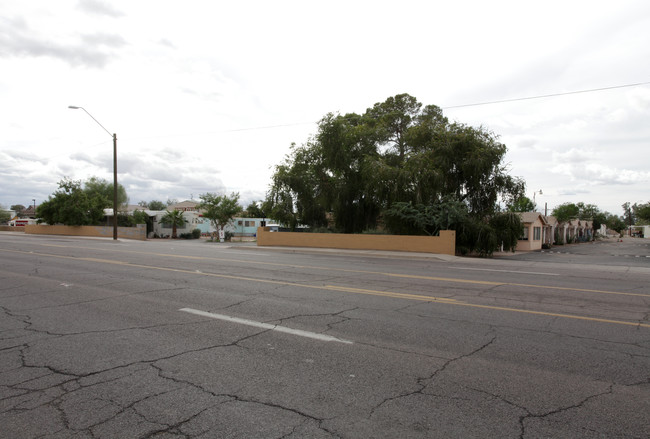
[1,0,649,216]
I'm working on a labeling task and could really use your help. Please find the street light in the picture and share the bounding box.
[533,189,543,205]
[68,106,118,240]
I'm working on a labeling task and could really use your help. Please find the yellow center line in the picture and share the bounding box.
[322,285,461,302]
[36,242,650,299]
[4,248,649,329]
[385,273,650,298]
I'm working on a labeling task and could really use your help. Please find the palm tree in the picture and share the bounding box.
[160,209,187,239]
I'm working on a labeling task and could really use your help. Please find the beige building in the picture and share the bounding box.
[168,200,200,212]
[543,215,558,247]
[516,212,547,251]
[555,219,594,244]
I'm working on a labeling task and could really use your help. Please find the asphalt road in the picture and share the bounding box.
[1,233,648,438]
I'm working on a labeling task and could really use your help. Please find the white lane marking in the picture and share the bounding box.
[450,267,559,276]
[179,308,353,344]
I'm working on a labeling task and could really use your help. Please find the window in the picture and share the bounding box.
[533,227,541,240]
[238,220,243,226]
[521,227,529,240]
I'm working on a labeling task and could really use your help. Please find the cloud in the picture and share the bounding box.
[70,152,105,167]
[557,189,591,196]
[80,33,127,48]
[158,39,176,49]
[76,0,125,18]
[552,148,599,164]
[0,16,122,67]
[552,162,650,185]
[2,150,50,165]
[109,148,228,203]
[504,135,539,151]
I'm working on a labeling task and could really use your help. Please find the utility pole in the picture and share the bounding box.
[69,106,118,240]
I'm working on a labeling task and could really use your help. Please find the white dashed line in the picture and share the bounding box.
[179,308,353,344]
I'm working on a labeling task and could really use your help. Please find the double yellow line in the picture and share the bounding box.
[5,247,650,329]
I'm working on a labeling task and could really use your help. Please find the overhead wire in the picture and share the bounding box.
[441,81,650,109]
[150,80,650,135]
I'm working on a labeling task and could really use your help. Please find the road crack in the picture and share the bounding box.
[368,332,497,418]
[518,384,614,439]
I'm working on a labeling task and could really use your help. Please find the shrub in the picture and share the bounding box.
[309,227,335,233]
[474,222,498,257]
[361,228,389,235]
[192,228,201,239]
[489,212,523,252]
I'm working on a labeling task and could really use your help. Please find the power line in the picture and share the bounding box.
[75,80,650,143]
[442,81,650,110]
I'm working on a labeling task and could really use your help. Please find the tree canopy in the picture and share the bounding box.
[264,94,525,240]
[551,203,580,223]
[197,192,241,234]
[635,202,650,224]
[623,201,650,225]
[84,176,128,209]
[10,204,26,215]
[148,200,167,210]
[36,178,107,226]
[507,196,536,213]
[35,176,129,226]
[551,202,627,235]
[243,201,264,218]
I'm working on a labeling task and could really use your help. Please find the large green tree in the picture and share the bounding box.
[632,201,650,225]
[148,200,167,211]
[622,202,635,227]
[605,213,626,232]
[83,176,128,210]
[243,201,264,218]
[36,178,107,225]
[197,192,241,238]
[507,196,536,213]
[552,203,580,223]
[265,94,524,236]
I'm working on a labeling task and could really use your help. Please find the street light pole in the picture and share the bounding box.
[533,189,543,207]
[68,106,118,240]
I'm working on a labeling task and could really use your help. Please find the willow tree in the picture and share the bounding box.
[265,94,524,236]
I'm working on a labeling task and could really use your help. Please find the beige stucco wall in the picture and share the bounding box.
[24,224,147,241]
[516,219,544,251]
[0,226,24,232]
[257,228,456,255]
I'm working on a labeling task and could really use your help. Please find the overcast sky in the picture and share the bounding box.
[1,0,649,216]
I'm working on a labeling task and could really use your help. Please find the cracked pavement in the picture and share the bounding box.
[1,234,649,438]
